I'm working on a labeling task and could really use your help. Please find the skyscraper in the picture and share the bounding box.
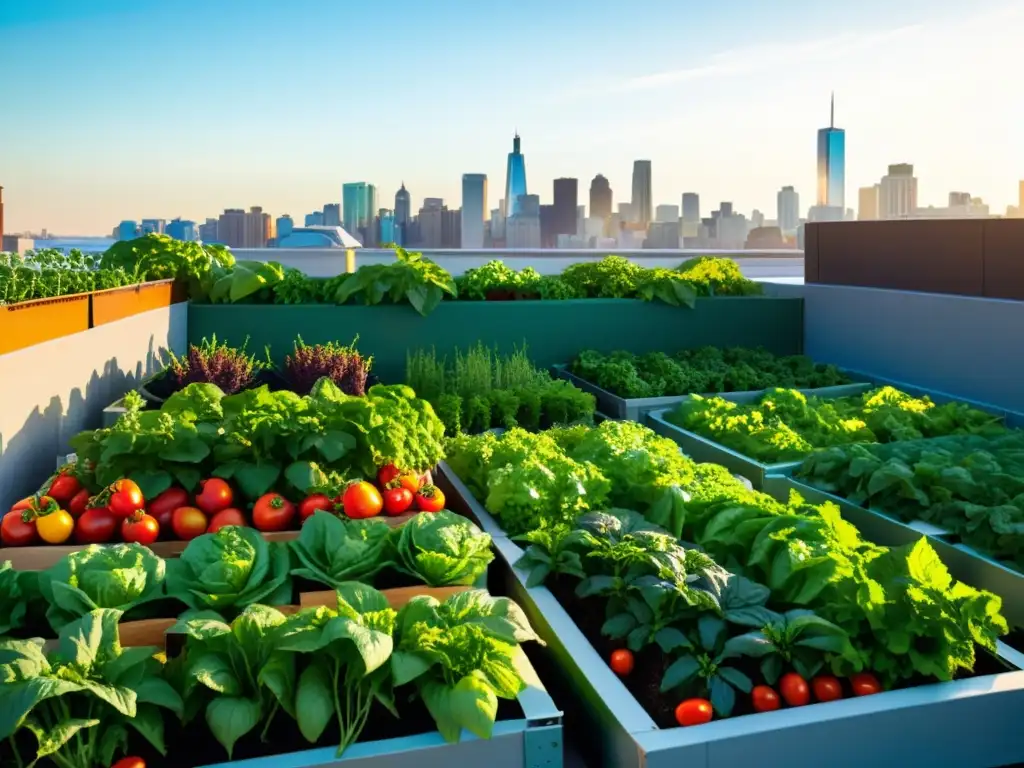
[218,209,246,248]
[117,221,138,241]
[858,186,880,220]
[276,215,294,242]
[198,218,218,243]
[589,174,612,219]
[343,182,374,236]
[461,173,488,250]
[506,194,541,248]
[140,219,165,235]
[553,178,578,237]
[631,160,652,225]
[777,186,800,233]
[165,218,197,241]
[879,164,917,219]
[322,204,341,227]
[816,94,846,210]
[395,183,411,228]
[503,133,528,218]
[305,211,324,227]
[682,193,700,225]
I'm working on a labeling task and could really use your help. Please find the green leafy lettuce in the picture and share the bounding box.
[289,514,393,589]
[391,510,493,587]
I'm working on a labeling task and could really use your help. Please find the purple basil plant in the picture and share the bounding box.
[284,336,372,396]
[168,335,269,394]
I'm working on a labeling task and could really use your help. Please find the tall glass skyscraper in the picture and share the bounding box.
[631,160,652,225]
[342,182,375,235]
[461,174,488,249]
[816,94,845,209]
[503,134,528,218]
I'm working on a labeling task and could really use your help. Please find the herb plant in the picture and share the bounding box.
[0,248,136,305]
[284,336,371,396]
[457,260,541,299]
[166,334,271,395]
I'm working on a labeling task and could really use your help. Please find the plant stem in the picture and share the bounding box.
[260,701,279,742]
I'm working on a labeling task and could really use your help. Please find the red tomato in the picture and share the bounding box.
[252,493,296,532]
[122,513,160,545]
[171,506,208,541]
[1,510,37,546]
[108,479,145,518]
[10,497,36,513]
[148,487,190,530]
[342,482,383,519]
[850,672,882,696]
[111,757,146,768]
[812,675,844,702]
[207,508,247,533]
[751,685,781,712]
[609,649,634,676]
[11,495,58,515]
[674,698,713,727]
[382,487,414,516]
[46,473,82,505]
[397,473,421,493]
[779,673,811,707]
[74,508,118,544]
[298,494,334,522]
[68,489,91,518]
[377,464,402,488]
[195,478,234,515]
[414,485,445,513]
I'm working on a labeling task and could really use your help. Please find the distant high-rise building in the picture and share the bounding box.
[379,211,399,245]
[589,174,612,220]
[948,192,971,207]
[442,208,461,248]
[539,204,556,248]
[816,93,846,210]
[506,193,541,248]
[618,202,637,222]
[276,215,294,242]
[117,221,138,241]
[879,164,918,219]
[395,183,411,237]
[631,160,652,226]
[777,186,800,233]
[655,204,679,223]
[553,178,578,237]
[305,211,324,227]
[198,218,218,243]
[140,219,165,235]
[577,205,586,237]
[858,186,880,220]
[218,209,246,248]
[682,193,700,223]
[342,183,374,237]
[751,209,765,229]
[322,204,341,228]
[165,218,197,241]
[418,198,445,248]
[503,133,528,218]
[245,206,271,248]
[461,174,488,249]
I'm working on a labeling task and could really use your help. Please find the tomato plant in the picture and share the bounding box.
[68,489,91,518]
[74,508,117,544]
[1,510,37,546]
[108,479,145,518]
[172,506,208,541]
[342,482,383,519]
[675,698,713,727]
[414,484,445,513]
[377,464,402,487]
[46,472,82,505]
[122,513,160,545]
[609,649,634,676]
[252,493,296,532]
[207,508,247,533]
[195,478,234,515]
[751,685,781,712]
[37,509,75,544]
[382,487,414,516]
[850,672,882,696]
[812,675,843,702]
[779,673,810,707]
[148,487,190,530]
[299,493,334,522]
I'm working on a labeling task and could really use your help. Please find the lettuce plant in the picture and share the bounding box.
[289,514,392,589]
[38,543,167,633]
[0,561,33,636]
[165,527,291,615]
[390,510,493,587]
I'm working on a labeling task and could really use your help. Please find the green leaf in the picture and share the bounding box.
[285,461,329,495]
[129,469,173,499]
[709,675,736,716]
[258,651,296,719]
[717,666,753,693]
[26,717,100,758]
[234,462,282,499]
[601,613,637,640]
[158,436,211,464]
[654,628,692,654]
[445,671,499,740]
[296,660,334,743]
[697,615,726,653]
[206,696,263,759]
[97,724,129,768]
[0,678,85,741]
[133,675,184,716]
[660,655,700,691]
[391,650,433,686]
[189,653,242,695]
[721,632,775,659]
[128,703,168,755]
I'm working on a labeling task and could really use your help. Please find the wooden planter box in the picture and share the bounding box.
[0,293,91,355]
[90,278,184,327]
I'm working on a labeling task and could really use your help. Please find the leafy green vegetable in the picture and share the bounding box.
[207,260,286,304]
[0,561,36,636]
[0,248,137,305]
[336,247,458,316]
[99,233,234,301]
[38,544,168,633]
[166,527,292,615]
[289,514,393,589]
[660,615,753,716]
[391,511,493,587]
[456,260,541,299]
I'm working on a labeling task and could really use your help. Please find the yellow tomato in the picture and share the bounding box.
[36,509,74,544]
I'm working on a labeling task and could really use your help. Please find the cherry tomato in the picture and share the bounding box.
[609,649,634,676]
[1,510,38,546]
[298,494,334,522]
[148,487,190,530]
[10,497,37,513]
[382,487,414,516]
[674,698,713,727]
[377,464,402,488]
[195,478,234,515]
[68,489,91,518]
[414,484,445,513]
[111,757,146,768]
[74,508,118,544]
[397,473,421,494]
[342,482,383,519]
[850,672,882,696]
[11,495,59,515]
[46,473,82,505]
[37,509,75,544]
[172,506,208,541]
[812,675,844,702]
[207,508,247,533]
[252,493,296,532]
[751,685,781,712]
[108,479,145,518]
[122,513,160,545]
[779,672,810,707]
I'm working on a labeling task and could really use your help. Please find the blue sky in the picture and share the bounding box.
[1,0,1021,234]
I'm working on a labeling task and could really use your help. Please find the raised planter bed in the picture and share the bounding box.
[0,292,91,355]
[90,278,184,326]
[438,464,1024,768]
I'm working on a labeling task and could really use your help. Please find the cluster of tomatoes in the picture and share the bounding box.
[0,464,446,548]
[607,649,882,727]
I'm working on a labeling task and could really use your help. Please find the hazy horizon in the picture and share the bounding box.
[2,0,1021,234]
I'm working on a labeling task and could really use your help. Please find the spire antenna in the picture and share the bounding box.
[830,92,835,128]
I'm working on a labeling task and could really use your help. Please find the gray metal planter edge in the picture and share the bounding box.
[437,465,1024,768]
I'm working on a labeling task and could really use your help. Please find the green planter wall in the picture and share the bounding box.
[187,297,803,382]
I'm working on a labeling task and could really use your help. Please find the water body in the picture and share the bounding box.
[30,238,115,253]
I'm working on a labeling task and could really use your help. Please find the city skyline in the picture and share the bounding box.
[1,0,1022,234]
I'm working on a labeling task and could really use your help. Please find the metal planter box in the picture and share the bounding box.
[765,476,1024,631]
[437,465,1024,768]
